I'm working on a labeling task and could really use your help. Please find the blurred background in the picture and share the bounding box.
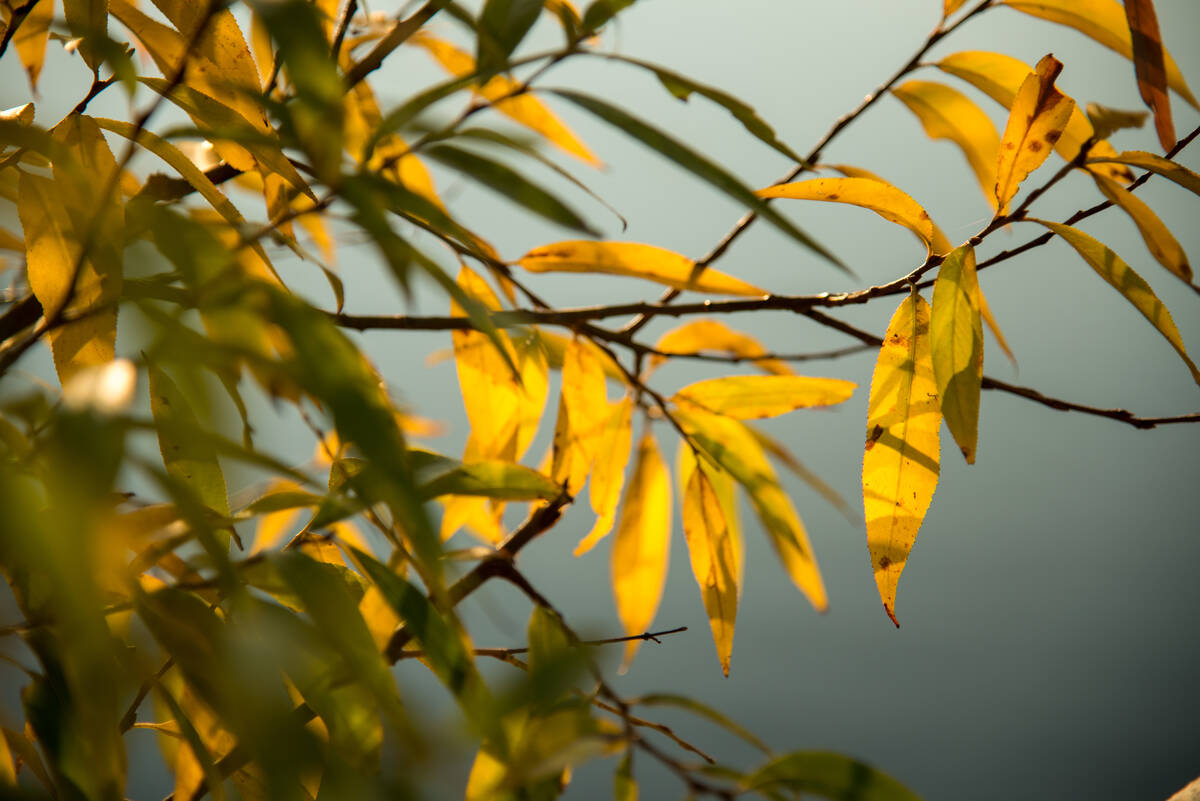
[2,1,1199,799]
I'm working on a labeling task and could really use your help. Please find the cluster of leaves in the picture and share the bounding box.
[0,0,1197,799]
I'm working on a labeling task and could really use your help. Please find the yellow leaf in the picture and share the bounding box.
[413,33,601,167]
[451,267,521,460]
[824,165,957,254]
[440,492,505,545]
[745,424,857,525]
[756,177,935,253]
[12,0,53,89]
[612,434,672,670]
[575,396,634,556]
[514,333,550,462]
[344,79,445,210]
[517,241,767,297]
[1090,172,1191,285]
[1002,0,1198,109]
[1032,219,1200,386]
[549,395,588,497]
[892,80,1001,209]
[1124,0,1175,150]
[673,375,856,420]
[649,319,792,376]
[943,0,970,15]
[681,464,738,676]
[538,328,626,380]
[936,50,1133,182]
[250,480,304,553]
[62,0,108,71]
[1087,150,1200,197]
[1085,103,1149,141]
[994,55,1075,214]
[561,335,609,469]
[863,291,941,626]
[930,245,983,464]
[678,444,744,594]
[0,103,35,125]
[678,407,826,612]
[359,584,402,653]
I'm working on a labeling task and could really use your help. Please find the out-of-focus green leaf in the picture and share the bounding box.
[635,693,770,754]
[477,0,544,78]
[148,363,230,517]
[744,751,922,800]
[581,0,636,33]
[421,461,561,500]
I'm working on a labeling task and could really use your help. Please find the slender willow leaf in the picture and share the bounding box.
[743,752,923,801]
[477,0,544,78]
[549,89,846,271]
[1124,0,1175,150]
[994,55,1075,214]
[611,433,672,670]
[561,334,608,471]
[425,144,598,235]
[745,424,857,525]
[635,694,768,754]
[673,375,856,420]
[892,80,1000,208]
[581,0,637,33]
[930,245,983,464]
[1001,0,1198,109]
[863,292,941,626]
[1031,219,1200,386]
[650,319,793,376]
[421,461,560,500]
[11,0,53,89]
[756,177,935,253]
[577,395,634,555]
[518,240,767,296]
[1087,150,1200,196]
[1085,103,1149,140]
[148,363,230,516]
[1090,172,1191,285]
[681,465,738,676]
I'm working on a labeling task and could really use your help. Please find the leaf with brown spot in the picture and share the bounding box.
[994,55,1075,214]
[863,292,941,626]
[1124,0,1174,150]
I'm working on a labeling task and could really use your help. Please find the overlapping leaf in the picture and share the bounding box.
[930,245,983,464]
[681,462,738,675]
[576,396,634,556]
[1090,172,1191,285]
[649,319,792,376]
[994,55,1075,214]
[672,375,856,420]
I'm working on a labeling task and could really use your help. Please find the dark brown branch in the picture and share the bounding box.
[981,377,1200,429]
[392,626,688,661]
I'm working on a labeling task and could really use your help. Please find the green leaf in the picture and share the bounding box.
[1031,219,1200,386]
[148,363,230,516]
[421,461,561,500]
[581,0,636,33]
[549,89,846,272]
[743,752,923,801]
[477,0,545,79]
[930,244,983,464]
[425,143,600,235]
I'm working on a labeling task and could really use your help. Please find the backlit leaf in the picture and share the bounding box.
[678,443,744,593]
[650,319,793,376]
[943,0,969,16]
[673,375,856,420]
[517,241,768,297]
[678,407,826,612]
[681,464,738,676]
[744,751,922,801]
[936,50,1133,182]
[561,334,609,468]
[1124,0,1175,150]
[148,363,230,516]
[1084,103,1148,140]
[863,292,941,626]
[611,433,671,670]
[477,0,544,78]
[62,0,107,71]
[1090,172,1191,284]
[1087,150,1200,196]
[576,396,634,556]
[421,461,561,501]
[892,80,1000,208]
[12,0,53,89]
[746,424,856,525]
[930,245,983,464]
[1002,0,1198,109]
[1032,219,1200,385]
[994,55,1075,214]
[756,177,935,253]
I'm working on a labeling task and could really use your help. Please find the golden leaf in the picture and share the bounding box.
[994,55,1075,214]
[681,464,738,676]
[930,245,983,464]
[576,396,634,556]
[649,319,792,376]
[672,375,856,420]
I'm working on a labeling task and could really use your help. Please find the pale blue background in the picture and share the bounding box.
[2,1,1199,800]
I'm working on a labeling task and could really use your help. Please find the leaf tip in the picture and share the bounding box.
[885,604,900,628]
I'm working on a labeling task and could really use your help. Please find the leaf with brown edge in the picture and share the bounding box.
[1002,0,1198,109]
[863,291,941,626]
[1087,151,1200,197]
[1032,219,1200,386]
[649,319,793,376]
[611,433,672,671]
[994,55,1076,214]
[756,177,935,254]
[672,375,856,420]
[1090,172,1191,285]
[936,50,1133,183]
[576,396,634,556]
[930,245,983,464]
[682,462,738,676]
[678,406,826,613]
[517,241,768,297]
[892,80,1001,209]
[1124,0,1174,150]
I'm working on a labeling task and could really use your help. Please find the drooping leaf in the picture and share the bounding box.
[943,0,969,16]
[678,407,826,612]
[1087,150,1200,196]
[863,291,941,626]
[649,319,793,376]
[935,50,1133,182]
[673,375,856,420]
[581,0,637,32]
[1124,0,1175,150]
[1031,219,1200,385]
[1001,0,1198,109]
[12,0,54,89]
[614,751,638,801]
[517,240,768,296]
[994,55,1075,214]
[745,424,857,525]
[930,245,983,464]
[421,461,561,501]
[148,363,231,517]
[62,0,107,71]
[561,335,609,471]
[634,693,768,754]
[756,177,935,253]
[891,80,1000,208]
[576,395,634,556]
[681,464,738,676]
[744,752,923,801]
[477,0,544,78]
[1084,103,1149,140]
[550,89,845,271]
[611,433,672,670]
[1090,172,1191,285]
